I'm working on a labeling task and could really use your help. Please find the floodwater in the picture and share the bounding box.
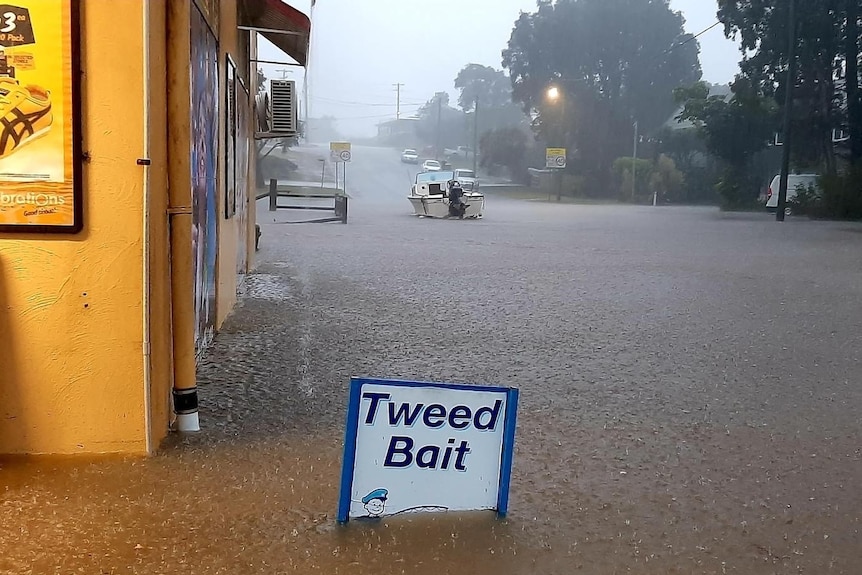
[2,146,861,574]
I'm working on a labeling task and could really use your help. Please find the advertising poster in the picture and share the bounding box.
[338,378,519,523]
[0,0,81,232]
[235,76,250,276]
[190,4,218,359]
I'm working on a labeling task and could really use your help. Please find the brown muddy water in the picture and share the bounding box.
[2,195,861,574]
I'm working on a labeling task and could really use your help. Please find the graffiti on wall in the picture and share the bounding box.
[190,4,218,359]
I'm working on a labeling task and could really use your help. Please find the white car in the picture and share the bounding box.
[422,159,442,172]
[401,148,419,164]
[453,168,479,191]
[765,173,818,215]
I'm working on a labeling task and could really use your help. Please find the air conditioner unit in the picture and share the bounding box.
[270,79,297,135]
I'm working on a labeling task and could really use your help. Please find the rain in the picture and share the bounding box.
[3,1,862,574]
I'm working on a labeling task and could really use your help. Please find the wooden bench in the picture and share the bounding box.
[256,179,348,224]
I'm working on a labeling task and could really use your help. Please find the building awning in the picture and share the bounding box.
[239,0,311,67]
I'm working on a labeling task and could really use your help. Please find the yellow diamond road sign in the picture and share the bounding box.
[546,148,566,169]
[330,142,352,162]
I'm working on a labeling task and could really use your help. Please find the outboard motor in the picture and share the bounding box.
[448,181,467,219]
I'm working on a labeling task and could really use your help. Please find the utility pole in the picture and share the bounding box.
[632,120,639,202]
[304,0,314,131]
[558,92,566,202]
[275,68,292,79]
[435,96,442,160]
[393,83,403,120]
[473,95,479,175]
[776,0,797,222]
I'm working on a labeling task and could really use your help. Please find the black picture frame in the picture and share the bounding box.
[0,0,83,234]
[224,53,237,219]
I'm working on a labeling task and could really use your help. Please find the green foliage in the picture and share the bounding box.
[675,79,777,168]
[788,166,862,219]
[675,79,777,207]
[612,157,653,201]
[715,166,762,210]
[454,64,529,135]
[785,183,821,216]
[717,0,862,165]
[415,92,467,152]
[818,167,862,219]
[454,64,513,111]
[304,116,340,144]
[656,127,720,204]
[480,127,531,183]
[649,154,686,202]
[503,0,702,196]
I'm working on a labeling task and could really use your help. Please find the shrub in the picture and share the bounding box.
[818,166,862,219]
[785,167,862,220]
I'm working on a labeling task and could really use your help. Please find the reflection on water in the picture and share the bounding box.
[4,202,862,573]
[2,426,861,574]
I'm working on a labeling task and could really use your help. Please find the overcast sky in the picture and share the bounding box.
[260,0,741,137]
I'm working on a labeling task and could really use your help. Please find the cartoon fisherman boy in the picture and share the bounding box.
[361,488,388,517]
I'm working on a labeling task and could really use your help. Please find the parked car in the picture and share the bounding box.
[765,173,818,215]
[453,168,479,191]
[422,159,442,172]
[401,148,419,164]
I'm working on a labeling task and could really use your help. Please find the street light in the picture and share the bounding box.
[545,85,566,201]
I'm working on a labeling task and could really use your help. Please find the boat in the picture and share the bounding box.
[408,170,484,219]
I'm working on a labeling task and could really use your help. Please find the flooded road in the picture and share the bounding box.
[2,145,861,574]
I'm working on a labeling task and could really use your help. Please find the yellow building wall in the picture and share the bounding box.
[216,0,239,327]
[0,0,149,454]
[0,0,261,455]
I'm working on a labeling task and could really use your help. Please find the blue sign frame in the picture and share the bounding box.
[338,377,519,523]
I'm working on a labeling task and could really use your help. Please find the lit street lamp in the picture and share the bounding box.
[545,84,566,201]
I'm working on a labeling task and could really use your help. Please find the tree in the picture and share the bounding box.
[675,79,778,207]
[656,126,721,204]
[717,0,856,170]
[416,92,467,155]
[304,116,341,143]
[480,127,531,183]
[612,157,653,201]
[503,0,702,197]
[649,154,686,203]
[454,64,512,111]
[454,64,529,163]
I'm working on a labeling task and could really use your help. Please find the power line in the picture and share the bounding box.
[330,111,422,120]
[311,96,425,107]
[664,21,722,55]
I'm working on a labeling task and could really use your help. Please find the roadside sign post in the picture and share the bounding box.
[330,142,352,163]
[546,148,566,201]
[330,142,352,193]
[338,377,519,523]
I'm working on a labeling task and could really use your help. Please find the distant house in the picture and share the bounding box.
[377,117,419,146]
[664,83,733,132]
